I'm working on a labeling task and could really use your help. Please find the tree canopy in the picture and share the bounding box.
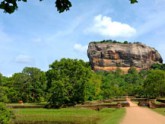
[46,58,92,108]
[0,0,138,14]
[0,102,12,124]
[0,58,165,107]
[10,67,47,103]
[144,70,165,98]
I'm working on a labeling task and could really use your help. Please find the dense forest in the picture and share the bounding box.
[1,58,165,107]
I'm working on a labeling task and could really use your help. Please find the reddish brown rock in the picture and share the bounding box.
[87,42,163,72]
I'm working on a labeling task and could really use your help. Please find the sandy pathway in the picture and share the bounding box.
[120,98,165,124]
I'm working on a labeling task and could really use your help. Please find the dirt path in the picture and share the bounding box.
[120,98,165,124]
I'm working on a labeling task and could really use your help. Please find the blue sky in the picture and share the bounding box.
[0,0,165,76]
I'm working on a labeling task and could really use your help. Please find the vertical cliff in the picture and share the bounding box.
[87,42,163,72]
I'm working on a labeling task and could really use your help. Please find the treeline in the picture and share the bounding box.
[91,39,143,44]
[0,59,165,108]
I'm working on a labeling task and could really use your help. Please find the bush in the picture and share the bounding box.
[0,103,12,124]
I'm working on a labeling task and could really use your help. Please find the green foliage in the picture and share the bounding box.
[0,102,12,124]
[0,73,2,86]
[0,0,137,14]
[0,0,72,14]
[100,39,120,43]
[130,0,138,4]
[128,67,138,74]
[151,63,165,70]
[56,0,72,13]
[85,72,102,100]
[91,40,144,45]
[11,67,47,103]
[0,73,9,87]
[133,41,143,44]
[0,74,10,103]
[0,87,9,103]
[95,67,145,99]
[144,70,165,98]
[124,67,144,96]
[92,39,127,44]
[1,56,165,106]
[124,41,128,44]
[0,0,18,14]
[46,58,92,107]
[99,71,127,99]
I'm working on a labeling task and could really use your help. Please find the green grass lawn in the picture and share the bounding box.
[11,107,125,124]
[152,108,165,116]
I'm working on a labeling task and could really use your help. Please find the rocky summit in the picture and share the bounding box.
[87,41,163,73]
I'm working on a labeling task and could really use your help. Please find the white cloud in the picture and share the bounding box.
[86,15,136,38]
[15,55,34,64]
[73,44,88,53]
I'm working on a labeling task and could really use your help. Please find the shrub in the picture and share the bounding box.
[0,102,12,124]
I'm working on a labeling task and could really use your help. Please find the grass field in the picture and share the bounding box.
[152,108,165,116]
[11,107,125,124]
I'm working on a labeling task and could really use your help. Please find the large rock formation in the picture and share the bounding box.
[87,42,163,72]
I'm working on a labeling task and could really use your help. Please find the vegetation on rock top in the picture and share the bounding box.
[90,39,143,45]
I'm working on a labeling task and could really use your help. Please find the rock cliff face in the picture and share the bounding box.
[87,42,163,72]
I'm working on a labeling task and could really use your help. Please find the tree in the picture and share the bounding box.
[11,67,47,102]
[127,67,138,75]
[124,67,144,96]
[85,72,102,101]
[46,58,91,108]
[0,73,10,103]
[0,102,12,124]
[0,87,9,102]
[99,71,126,99]
[143,70,165,98]
[0,0,138,14]
[0,73,2,86]
[151,63,165,70]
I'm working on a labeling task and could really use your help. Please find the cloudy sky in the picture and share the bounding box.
[1,0,165,76]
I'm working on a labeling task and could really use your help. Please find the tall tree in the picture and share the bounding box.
[11,67,47,102]
[85,72,102,101]
[144,70,165,98]
[124,67,144,96]
[100,71,126,99]
[46,58,91,108]
[0,73,10,102]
